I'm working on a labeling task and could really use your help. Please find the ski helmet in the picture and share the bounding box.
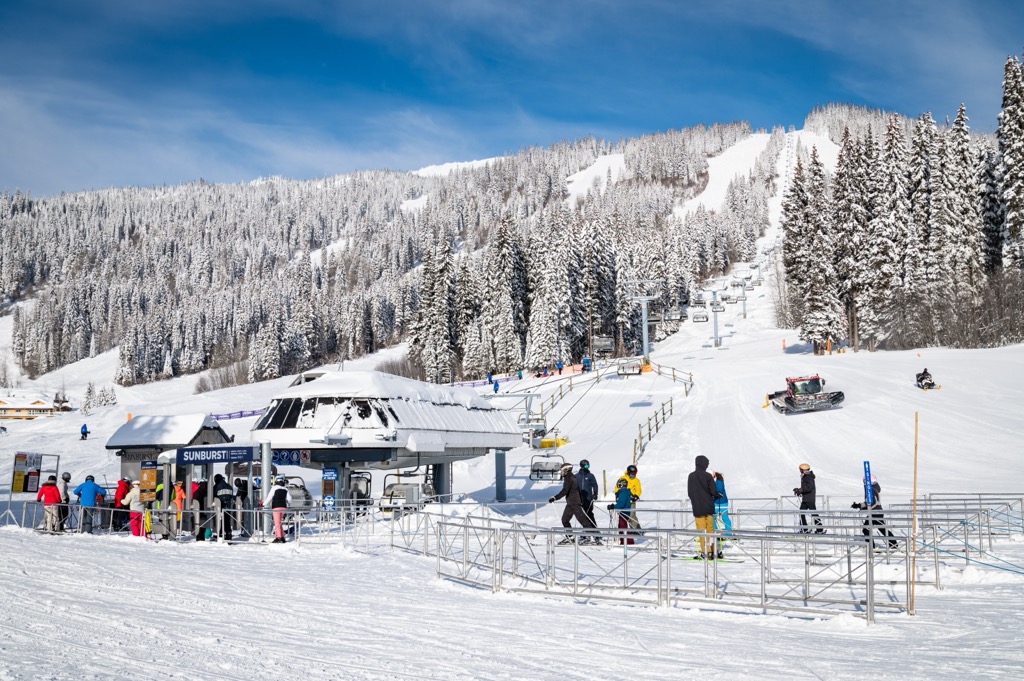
[616,477,628,488]
[275,476,286,485]
[626,465,638,475]
[61,472,71,481]
[799,463,810,472]
[86,475,95,481]
[579,459,590,469]
[559,463,573,476]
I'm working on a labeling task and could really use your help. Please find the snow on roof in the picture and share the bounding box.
[277,371,494,411]
[105,413,226,449]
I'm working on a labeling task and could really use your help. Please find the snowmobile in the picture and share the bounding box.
[916,373,939,390]
[768,374,845,414]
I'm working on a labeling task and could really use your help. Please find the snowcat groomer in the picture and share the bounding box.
[768,374,844,414]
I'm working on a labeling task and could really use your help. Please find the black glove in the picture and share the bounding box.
[631,494,639,503]
[851,502,861,509]
[548,497,555,504]
[607,504,615,510]
[793,488,801,495]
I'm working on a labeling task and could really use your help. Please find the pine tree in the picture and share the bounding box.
[998,56,1024,268]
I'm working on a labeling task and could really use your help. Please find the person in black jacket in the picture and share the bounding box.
[851,474,898,549]
[549,463,598,544]
[193,479,209,541]
[576,459,599,527]
[794,463,824,533]
[687,455,721,558]
[212,474,235,541]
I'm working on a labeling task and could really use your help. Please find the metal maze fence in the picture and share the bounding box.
[432,521,911,623]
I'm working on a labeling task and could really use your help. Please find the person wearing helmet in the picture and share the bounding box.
[73,474,107,534]
[548,463,598,544]
[57,472,72,531]
[851,473,899,549]
[262,476,291,543]
[36,475,63,532]
[793,463,824,533]
[576,459,599,527]
[621,464,642,530]
[112,476,132,531]
[606,477,635,545]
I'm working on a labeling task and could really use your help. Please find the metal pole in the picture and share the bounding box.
[260,441,272,538]
[712,291,721,347]
[494,448,507,502]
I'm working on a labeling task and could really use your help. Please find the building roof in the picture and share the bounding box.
[104,414,229,450]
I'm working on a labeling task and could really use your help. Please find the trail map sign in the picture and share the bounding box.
[11,452,43,493]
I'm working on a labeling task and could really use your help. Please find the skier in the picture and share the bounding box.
[264,476,292,543]
[36,475,63,532]
[549,462,598,544]
[687,455,722,559]
[606,477,635,545]
[57,471,71,531]
[621,464,642,529]
[73,474,106,533]
[212,474,235,541]
[120,480,145,537]
[112,476,131,531]
[793,463,825,533]
[80,423,89,440]
[851,474,899,549]
[916,368,935,389]
[576,459,599,527]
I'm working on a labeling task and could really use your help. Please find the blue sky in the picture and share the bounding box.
[1,0,1020,197]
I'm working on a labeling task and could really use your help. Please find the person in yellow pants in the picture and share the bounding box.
[687,455,722,559]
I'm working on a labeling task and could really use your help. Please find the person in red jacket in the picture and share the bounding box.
[36,475,63,532]
[112,477,131,531]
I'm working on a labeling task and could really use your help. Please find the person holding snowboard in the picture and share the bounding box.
[851,473,898,549]
[607,476,635,545]
[712,471,732,536]
[687,455,722,558]
[794,463,824,533]
[549,462,598,544]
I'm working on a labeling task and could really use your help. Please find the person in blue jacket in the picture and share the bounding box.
[80,423,90,440]
[712,470,732,543]
[606,477,635,545]
[72,475,106,533]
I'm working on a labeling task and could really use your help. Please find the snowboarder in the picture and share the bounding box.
[687,455,722,558]
[73,475,106,533]
[794,463,824,533]
[576,459,599,526]
[851,474,898,549]
[622,464,642,529]
[712,471,732,536]
[916,368,935,390]
[556,360,563,375]
[80,423,89,440]
[36,475,63,532]
[492,379,499,394]
[606,477,635,545]
[549,462,598,544]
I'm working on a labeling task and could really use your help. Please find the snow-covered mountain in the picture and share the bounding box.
[1,127,1022,679]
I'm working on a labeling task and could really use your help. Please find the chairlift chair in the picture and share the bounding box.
[529,453,565,481]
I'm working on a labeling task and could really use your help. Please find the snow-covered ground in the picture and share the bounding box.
[2,131,1023,680]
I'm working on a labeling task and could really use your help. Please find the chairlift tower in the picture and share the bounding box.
[625,279,664,361]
